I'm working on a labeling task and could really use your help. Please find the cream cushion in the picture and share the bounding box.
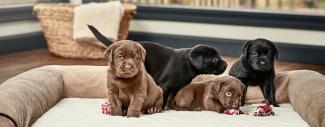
[32,98,309,127]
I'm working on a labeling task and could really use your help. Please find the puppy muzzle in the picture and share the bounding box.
[254,59,272,71]
[121,64,134,70]
[221,61,227,70]
[225,99,240,109]
[116,63,138,78]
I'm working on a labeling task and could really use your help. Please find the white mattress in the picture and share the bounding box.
[32,98,309,127]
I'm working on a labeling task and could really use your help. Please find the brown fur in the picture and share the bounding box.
[170,75,245,113]
[105,40,163,117]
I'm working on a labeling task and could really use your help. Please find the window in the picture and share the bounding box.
[119,0,325,14]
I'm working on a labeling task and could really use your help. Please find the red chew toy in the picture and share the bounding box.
[101,100,112,115]
[224,100,275,116]
[224,109,242,115]
[246,100,274,116]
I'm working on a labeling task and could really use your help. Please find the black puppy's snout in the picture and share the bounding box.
[258,58,269,66]
[223,61,228,68]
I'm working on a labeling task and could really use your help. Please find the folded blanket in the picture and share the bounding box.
[73,1,124,44]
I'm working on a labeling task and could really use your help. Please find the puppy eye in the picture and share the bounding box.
[212,58,219,63]
[253,52,258,57]
[225,92,232,97]
[117,55,124,59]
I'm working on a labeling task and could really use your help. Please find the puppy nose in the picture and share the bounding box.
[125,64,133,70]
[232,104,239,109]
[232,100,240,109]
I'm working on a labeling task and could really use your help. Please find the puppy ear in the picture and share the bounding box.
[241,84,246,93]
[87,24,114,47]
[206,77,225,94]
[242,40,252,58]
[212,80,225,96]
[104,45,116,65]
[273,43,279,60]
[189,45,206,70]
[140,44,146,62]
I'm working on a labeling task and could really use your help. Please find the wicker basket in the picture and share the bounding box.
[33,3,136,59]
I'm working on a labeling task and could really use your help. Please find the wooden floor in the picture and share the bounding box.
[0,48,324,83]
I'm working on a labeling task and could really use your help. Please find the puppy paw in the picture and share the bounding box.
[175,107,187,111]
[127,112,140,118]
[111,111,123,116]
[111,107,123,116]
[147,106,163,114]
[272,103,279,107]
[122,109,127,116]
[192,107,202,111]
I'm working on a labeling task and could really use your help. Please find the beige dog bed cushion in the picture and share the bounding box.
[0,65,324,127]
[32,98,308,127]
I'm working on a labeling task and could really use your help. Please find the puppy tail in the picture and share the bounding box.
[87,24,114,47]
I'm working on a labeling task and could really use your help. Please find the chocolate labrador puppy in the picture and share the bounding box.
[88,25,227,108]
[229,38,279,107]
[106,40,163,117]
[170,75,245,112]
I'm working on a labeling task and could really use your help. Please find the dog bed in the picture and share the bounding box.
[31,98,308,127]
[0,65,324,127]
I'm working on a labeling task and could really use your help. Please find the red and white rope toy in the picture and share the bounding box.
[224,100,275,116]
[101,100,112,115]
[246,100,274,116]
[224,109,242,115]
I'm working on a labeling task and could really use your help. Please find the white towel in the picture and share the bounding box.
[73,1,124,42]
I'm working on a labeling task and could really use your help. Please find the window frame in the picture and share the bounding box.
[0,4,34,23]
[134,4,325,31]
[1,2,325,31]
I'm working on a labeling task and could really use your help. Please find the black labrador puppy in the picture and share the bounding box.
[229,38,279,107]
[88,25,227,108]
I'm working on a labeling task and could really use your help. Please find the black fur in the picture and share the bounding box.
[229,38,279,107]
[88,25,227,108]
